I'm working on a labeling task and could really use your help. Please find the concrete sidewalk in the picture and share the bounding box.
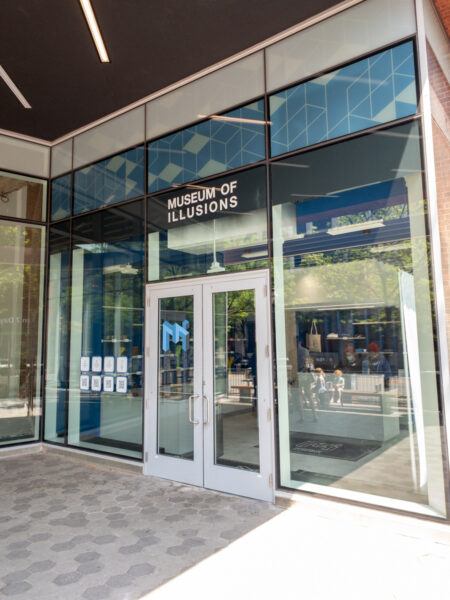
[0,447,449,599]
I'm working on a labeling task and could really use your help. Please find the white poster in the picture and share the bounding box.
[104,356,115,373]
[80,356,90,372]
[80,375,90,390]
[103,376,114,392]
[117,356,128,373]
[91,375,102,391]
[92,356,102,372]
[116,376,128,394]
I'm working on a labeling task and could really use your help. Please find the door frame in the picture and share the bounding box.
[143,269,275,502]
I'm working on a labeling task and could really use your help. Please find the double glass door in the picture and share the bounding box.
[144,271,274,502]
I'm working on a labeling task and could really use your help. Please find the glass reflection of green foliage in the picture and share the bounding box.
[226,290,254,328]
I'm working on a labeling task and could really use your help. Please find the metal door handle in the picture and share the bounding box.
[203,395,210,425]
[188,394,200,424]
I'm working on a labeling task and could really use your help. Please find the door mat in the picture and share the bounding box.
[290,432,381,461]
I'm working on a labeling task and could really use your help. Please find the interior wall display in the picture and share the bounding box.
[91,375,102,392]
[147,100,266,193]
[74,146,145,215]
[103,356,114,373]
[117,356,128,373]
[80,356,90,372]
[92,356,102,372]
[103,376,114,392]
[80,375,90,391]
[116,377,128,393]
[269,40,417,157]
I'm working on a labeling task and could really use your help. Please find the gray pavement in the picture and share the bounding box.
[0,447,449,600]
[0,448,280,599]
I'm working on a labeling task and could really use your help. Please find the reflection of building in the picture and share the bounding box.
[0,0,449,521]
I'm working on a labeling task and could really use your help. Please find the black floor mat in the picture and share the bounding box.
[290,432,381,461]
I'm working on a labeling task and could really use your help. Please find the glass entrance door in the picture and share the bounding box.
[144,271,274,502]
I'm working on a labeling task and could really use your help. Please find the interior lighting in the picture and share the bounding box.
[241,249,269,259]
[79,0,110,63]
[0,65,31,108]
[327,219,385,236]
[198,114,270,125]
[272,162,310,169]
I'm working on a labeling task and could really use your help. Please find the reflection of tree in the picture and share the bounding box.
[0,223,44,408]
[226,290,254,328]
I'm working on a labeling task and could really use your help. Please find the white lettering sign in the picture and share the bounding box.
[166,181,239,224]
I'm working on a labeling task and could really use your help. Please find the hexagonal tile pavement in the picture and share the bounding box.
[0,450,281,599]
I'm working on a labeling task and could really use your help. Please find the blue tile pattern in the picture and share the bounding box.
[147,101,266,193]
[51,174,71,221]
[270,41,417,157]
[74,147,145,215]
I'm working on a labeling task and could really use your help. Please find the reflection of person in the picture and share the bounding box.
[341,345,360,373]
[312,368,327,407]
[331,369,345,406]
[297,340,310,371]
[368,342,392,389]
[298,368,317,422]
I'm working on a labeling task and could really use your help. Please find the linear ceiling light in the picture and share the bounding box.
[327,219,385,236]
[198,114,270,125]
[79,0,110,63]
[0,65,31,108]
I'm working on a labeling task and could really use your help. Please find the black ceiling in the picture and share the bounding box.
[0,0,342,141]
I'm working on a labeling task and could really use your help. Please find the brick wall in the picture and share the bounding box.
[434,0,450,37]
[427,41,450,360]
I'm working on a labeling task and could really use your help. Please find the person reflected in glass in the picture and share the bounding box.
[368,342,392,389]
[341,345,360,373]
[331,369,345,406]
[312,368,327,408]
[298,365,316,423]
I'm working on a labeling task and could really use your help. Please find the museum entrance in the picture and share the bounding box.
[144,270,274,501]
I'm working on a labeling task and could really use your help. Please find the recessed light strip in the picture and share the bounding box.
[198,114,271,125]
[79,0,110,63]
[0,65,31,109]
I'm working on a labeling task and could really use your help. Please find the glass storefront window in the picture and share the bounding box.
[270,41,417,157]
[0,171,47,221]
[67,201,144,458]
[272,120,447,516]
[147,166,268,281]
[73,146,145,215]
[0,220,45,445]
[44,222,70,444]
[147,100,266,194]
[51,174,71,221]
